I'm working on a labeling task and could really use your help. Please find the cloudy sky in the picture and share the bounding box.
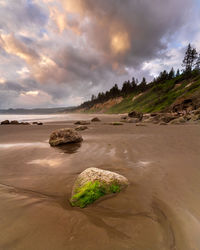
[0,0,200,108]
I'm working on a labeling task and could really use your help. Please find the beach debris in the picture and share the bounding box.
[49,128,83,146]
[91,117,101,122]
[74,121,90,125]
[75,125,88,131]
[70,167,129,208]
[1,120,10,125]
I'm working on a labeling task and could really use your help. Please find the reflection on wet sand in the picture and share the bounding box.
[55,142,82,154]
[0,142,48,149]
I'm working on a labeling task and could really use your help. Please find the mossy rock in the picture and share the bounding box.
[70,168,129,208]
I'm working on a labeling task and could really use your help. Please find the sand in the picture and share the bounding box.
[0,115,200,250]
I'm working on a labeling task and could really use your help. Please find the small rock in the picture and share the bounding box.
[70,168,129,208]
[10,120,19,125]
[49,128,83,146]
[75,125,88,131]
[74,121,90,125]
[91,117,101,122]
[109,122,123,126]
[32,122,38,125]
[1,120,10,125]
[37,122,43,125]
[136,123,146,126]
[170,117,186,124]
[128,111,143,121]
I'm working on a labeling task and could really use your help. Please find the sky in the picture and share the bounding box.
[0,0,200,109]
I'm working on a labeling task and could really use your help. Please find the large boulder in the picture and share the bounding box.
[1,120,9,125]
[49,128,83,146]
[128,111,143,121]
[70,168,129,208]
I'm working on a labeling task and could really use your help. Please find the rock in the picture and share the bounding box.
[124,118,139,123]
[1,120,9,125]
[49,128,83,146]
[74,121,90,125]
[121,115,128,120]
[193,108,200,115]
[91,117,101,122]
[109,122,123,126]
[160,114,177,123]
[70,168,129,208]
[159,122,168,126]
[37,122,43,125]
[128,111,143,121]
[10,120,19,125]
[136,123,146,126]
[189,114,200,121]
[170,117,186,124]
[75,125,88,131]
[20,122,30,125]
[32,122,38,125]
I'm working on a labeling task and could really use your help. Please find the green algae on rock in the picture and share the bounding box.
[70,168,129,208]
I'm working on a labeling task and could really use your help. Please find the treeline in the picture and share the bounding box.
[80,44,200,109]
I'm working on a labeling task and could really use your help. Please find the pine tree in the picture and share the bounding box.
[195,54,200,71]
[176,69,180,77]
[168,68,175,79]
[182,44,198,73]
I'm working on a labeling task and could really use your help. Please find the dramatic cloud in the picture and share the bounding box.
[0,0,199,108]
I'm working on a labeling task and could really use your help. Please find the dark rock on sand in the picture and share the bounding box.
[37,122,43,125]
[1,120,10,125]
[10,120,19,125]
[91,117,101,122]
[74,121,90,125]
[49,128,83,146]
[70,167,129,208]
[75,125,88,131]
[128,111,143,121]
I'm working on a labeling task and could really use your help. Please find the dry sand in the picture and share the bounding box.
[0,115,200,250]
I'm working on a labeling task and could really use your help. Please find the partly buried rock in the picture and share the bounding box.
[1,120,9,125]
[128,111,143,121]
[75,125,88,131]
[49,128,83,146]
[91,117,101,122]
[74,121,90,125]
[70,167,129,208]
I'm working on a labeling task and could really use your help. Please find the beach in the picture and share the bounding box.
[0,114,200,250]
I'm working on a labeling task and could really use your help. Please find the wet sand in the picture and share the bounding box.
[0,115,200,250]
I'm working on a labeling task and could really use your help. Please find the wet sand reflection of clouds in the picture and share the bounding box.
[28,158,63,168]
[0,142,48,149]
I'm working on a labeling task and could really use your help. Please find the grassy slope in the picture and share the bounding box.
[107,74,200,114]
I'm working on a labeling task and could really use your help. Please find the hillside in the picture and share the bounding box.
[78,73,200,114]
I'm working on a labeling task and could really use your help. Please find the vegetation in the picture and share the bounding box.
[70,181,121,208]
[77,44,200,114]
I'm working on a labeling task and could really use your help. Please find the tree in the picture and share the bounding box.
[176,69,180,77]
[168,68,175,79]
[195,54,200,71]
[182,43,198,73]
[139,77,147,92]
